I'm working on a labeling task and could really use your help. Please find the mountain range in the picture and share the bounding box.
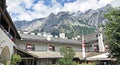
[14,4,112,38]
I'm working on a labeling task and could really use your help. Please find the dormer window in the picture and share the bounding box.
[49,45,55,51]
[93,44,99,52]
[26,44,35,51]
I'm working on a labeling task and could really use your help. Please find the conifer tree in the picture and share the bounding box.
[105,7,120,62]
[59,46,77,65]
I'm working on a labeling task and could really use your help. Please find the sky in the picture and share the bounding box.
[6,0,120,21]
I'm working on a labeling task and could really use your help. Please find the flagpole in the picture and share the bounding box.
[82,30,86,59]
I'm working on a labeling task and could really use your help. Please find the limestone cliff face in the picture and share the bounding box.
[14,5,112,38]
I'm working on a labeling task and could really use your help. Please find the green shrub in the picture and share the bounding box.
[11,54,21,65]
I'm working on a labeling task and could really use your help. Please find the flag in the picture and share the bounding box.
[82,30,86,59]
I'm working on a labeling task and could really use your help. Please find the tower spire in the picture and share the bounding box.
[82,30,86,59]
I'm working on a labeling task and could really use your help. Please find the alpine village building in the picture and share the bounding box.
[0,0,112,65]
[0,0,20,64]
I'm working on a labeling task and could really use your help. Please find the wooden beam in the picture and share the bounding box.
[22,57,35,59]
[8,25,10,33]
[0,1,2,4]
[32,59,34,65]
[0,6,20,39]
[0,7,14,33]
[0,14,1,24]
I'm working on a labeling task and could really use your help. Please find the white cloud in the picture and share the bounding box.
[62,0,113,12]
[6,0,119,21]
[110,0,120,7]
[22,0,33,8]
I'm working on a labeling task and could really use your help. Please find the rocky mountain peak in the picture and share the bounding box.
[14,5,113,38]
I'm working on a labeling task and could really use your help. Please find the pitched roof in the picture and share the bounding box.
[28,51,101,60]
[87,53,115,60]
[20,33,81,45]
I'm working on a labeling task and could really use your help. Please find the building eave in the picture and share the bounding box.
[0,1,21,39]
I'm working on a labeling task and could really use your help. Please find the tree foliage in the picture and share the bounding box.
[59,46,77,65]
[105,7,120,61]
[11,54,22,65]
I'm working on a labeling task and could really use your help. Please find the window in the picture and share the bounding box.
[26,43,35,51]
[86,44,92,52]
[93,44,99,52]
[96,34,98,38]
[49,45,55,51]
[52,59,56,64]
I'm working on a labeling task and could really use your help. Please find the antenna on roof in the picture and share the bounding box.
[82,30,86,59]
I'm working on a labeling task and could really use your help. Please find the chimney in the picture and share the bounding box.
[47,34,51,41]
[37,33,42,36]
[77,36,80,38]
[59,33,65,39]
[23,31,28,34]
[30,33,35,35]
[43,32,47,37]
[74,37,78,40]
[72,38,75,40]
[55,35,58,38]
[50,35,53,37]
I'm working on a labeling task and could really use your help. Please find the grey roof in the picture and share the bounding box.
[85,32,98,43]
[19,33,81,45]
[19,31,106,45]
[84,31,106,44]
